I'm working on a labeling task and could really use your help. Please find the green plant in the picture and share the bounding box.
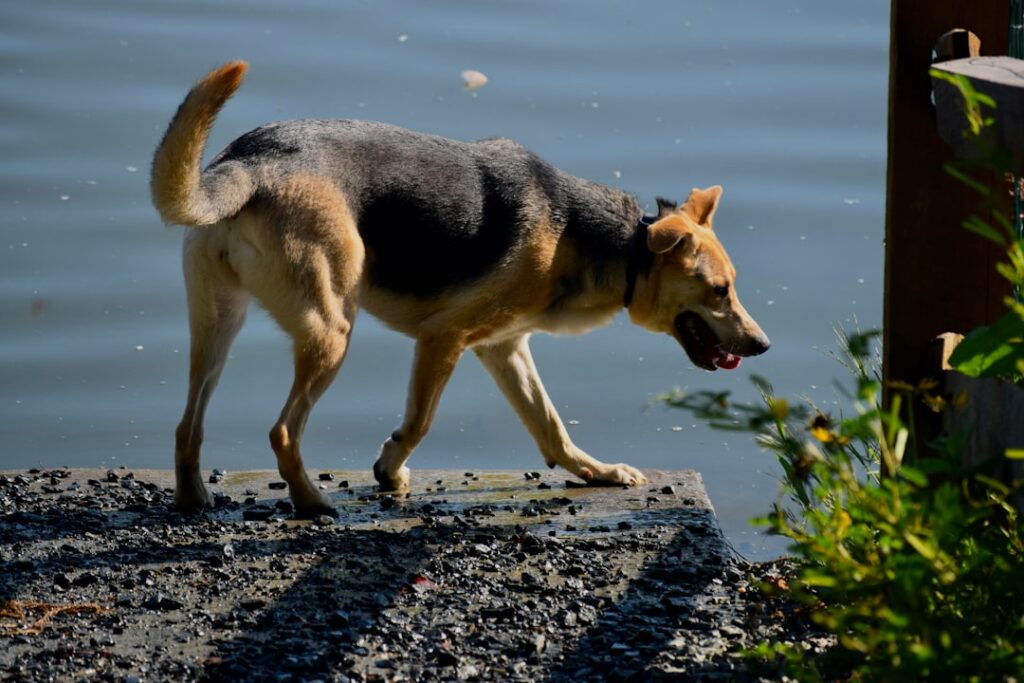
[661,331,1024,681]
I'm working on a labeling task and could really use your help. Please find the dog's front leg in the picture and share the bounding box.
[474,335,647,486]
[374,334,465,491]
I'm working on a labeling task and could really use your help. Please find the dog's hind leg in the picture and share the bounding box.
[267,299,356,517]
[374,334,465,491]
[252,175,364,516]
[175,237,249,512]
[474,335,647,486]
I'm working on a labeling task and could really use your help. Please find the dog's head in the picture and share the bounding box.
[629,186,770,371]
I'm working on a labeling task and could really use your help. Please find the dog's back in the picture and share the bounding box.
[203,118,640,298]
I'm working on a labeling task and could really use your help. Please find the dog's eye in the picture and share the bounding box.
[713,284,729,297]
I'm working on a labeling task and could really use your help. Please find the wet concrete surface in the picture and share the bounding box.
[1,468,816,681]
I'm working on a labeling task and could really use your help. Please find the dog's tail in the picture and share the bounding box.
[151,61,254,226]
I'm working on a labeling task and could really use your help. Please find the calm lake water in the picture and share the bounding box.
[0,1,888,558]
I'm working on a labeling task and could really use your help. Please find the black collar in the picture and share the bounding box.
[623,214,656,308]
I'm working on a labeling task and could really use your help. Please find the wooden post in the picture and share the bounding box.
[884,1,1012,450]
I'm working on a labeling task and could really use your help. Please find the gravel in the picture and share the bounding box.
[0,468,827,681]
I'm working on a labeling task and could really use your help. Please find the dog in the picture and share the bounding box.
[150,61,770,516]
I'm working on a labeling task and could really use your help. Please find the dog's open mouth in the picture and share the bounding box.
[674,312,742,371]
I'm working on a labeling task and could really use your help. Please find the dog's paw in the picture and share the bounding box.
[175,482,214,513]
[373,462,411,493]
[582,463,648,487]
[292,487,336,519]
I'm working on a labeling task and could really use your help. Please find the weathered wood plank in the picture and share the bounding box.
[930,334,1024,509]
[933,56,1024,172]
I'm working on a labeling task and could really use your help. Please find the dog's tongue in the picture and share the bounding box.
[714,347,742,370]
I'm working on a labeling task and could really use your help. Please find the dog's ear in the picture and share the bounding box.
[647,215,693,254]
[681,185,722,228]
[655,197,678,218]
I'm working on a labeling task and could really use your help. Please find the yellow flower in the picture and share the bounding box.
[810,413,851,446]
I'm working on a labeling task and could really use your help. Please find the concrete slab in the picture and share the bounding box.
[0,467,755,681]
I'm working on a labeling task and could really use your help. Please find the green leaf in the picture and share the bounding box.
[903,532,938,561]
[944,163,991,196]
[962,215,1007,246]
[948,311,1024,378]
[801,572,838,588]
[898,466,928,487]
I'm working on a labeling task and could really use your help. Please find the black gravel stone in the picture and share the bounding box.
[144,594,184,611]
[242,507,274,521]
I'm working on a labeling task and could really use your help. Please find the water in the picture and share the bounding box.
[0,0,888,559]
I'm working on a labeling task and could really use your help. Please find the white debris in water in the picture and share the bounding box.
[126,165,137,173]
[568,419,580,425]
[857,278,865,284]
[613,170,621,179]
[397,34,408,42]
[671,426,683,432]
[134,345,144,351]
[843,198,860,205]
[461,70,488,90]
[60,195,70,201]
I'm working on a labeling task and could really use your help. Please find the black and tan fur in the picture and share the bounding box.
[151,62,769,515]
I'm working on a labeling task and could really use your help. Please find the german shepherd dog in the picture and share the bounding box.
[151,62,770,516]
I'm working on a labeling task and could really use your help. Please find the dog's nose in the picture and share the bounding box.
[749,335,770,356]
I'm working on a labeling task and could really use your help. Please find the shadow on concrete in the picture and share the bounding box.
[1,474,741,681]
